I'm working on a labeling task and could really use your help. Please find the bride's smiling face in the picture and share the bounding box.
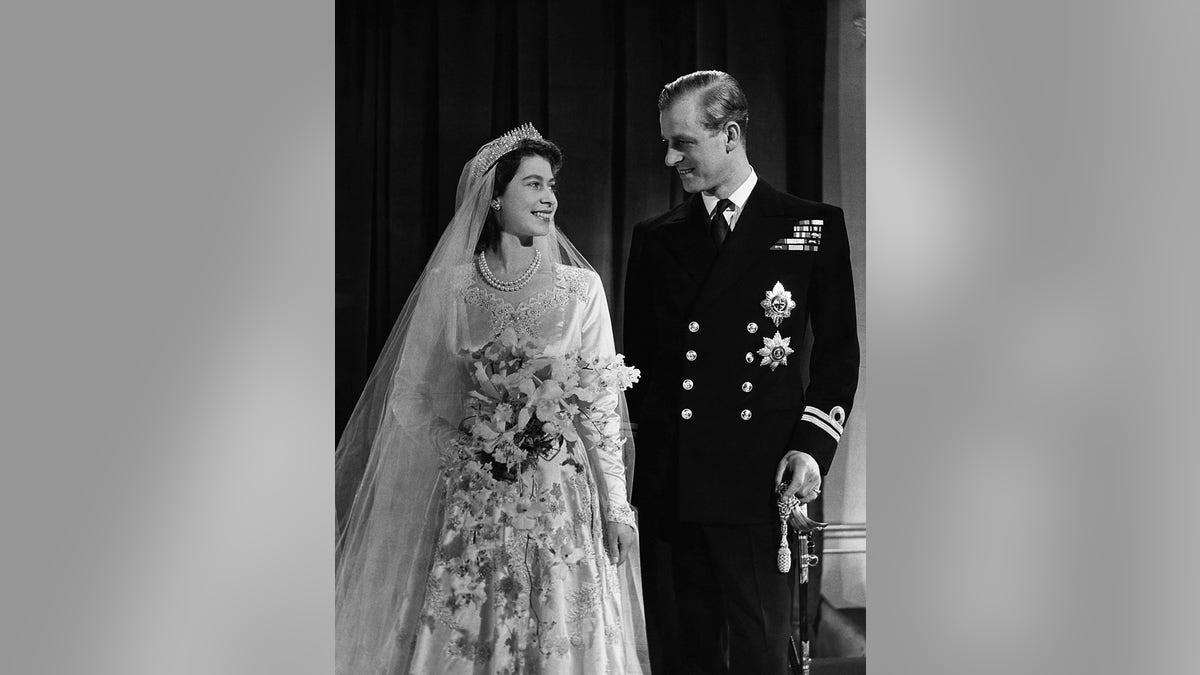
[495,155,557,239]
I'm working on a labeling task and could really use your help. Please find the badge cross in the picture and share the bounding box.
[760,281,796,327]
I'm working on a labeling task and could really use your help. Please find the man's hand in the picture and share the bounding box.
[775,450,822,504]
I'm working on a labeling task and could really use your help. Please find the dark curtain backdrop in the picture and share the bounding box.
[337,0,828,441]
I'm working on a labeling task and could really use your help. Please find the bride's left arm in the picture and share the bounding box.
[578,271,638,533]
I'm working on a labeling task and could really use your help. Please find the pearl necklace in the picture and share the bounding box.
[476,249,542,292]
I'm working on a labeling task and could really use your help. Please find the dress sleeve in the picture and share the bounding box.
[621,223,652,426]
[386,265,470,457]
[578,271,638,529]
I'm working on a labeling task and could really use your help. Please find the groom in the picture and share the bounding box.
[623,71,859,674]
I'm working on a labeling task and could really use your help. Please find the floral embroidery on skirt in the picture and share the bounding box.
[410,445,627,674]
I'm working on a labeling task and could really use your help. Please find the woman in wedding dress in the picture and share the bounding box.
[335,124,649,675]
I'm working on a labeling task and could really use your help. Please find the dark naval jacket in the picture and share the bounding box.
[623,180,859,524]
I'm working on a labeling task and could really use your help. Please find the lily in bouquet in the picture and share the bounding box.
[448,327,640,485]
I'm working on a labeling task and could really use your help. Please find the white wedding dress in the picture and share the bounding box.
[408,262,640,675]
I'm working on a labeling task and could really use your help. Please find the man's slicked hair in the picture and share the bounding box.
[657,70,750,137]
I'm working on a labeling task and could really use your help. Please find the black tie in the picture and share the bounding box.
[709,198,734,248]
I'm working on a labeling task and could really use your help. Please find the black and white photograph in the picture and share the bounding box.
[7,2,1200,675]
[334,2,865,673]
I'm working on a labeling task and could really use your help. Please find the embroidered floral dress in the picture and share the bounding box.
[409,263,639,675]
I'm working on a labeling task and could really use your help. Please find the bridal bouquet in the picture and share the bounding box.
[444,328,640,488]
[441,324,643,502]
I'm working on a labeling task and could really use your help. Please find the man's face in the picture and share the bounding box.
[659,94,733,195]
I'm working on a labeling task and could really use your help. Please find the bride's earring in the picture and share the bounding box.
[491,200,501,211]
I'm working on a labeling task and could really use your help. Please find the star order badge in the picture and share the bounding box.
[760,281,796,327]
[757,331,794,371]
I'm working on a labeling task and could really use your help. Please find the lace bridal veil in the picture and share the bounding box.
[334,125,648,674]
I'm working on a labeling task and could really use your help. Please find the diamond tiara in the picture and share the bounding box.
[470,123,544,180]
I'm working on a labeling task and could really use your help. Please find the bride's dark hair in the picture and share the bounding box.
[475,138,564,253]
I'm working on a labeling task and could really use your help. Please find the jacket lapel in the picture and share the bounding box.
[693,181,791,304]
[654,196,716,286]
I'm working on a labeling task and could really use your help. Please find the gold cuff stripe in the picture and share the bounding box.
[801,413,842,442]
[806,403,844,429]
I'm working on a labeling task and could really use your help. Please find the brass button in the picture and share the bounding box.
[686,350,697,361]
[745,352,755,364]
[688,321,700,333]
[747,322,758,334]
[682,379,694,390]
[741,381,753,393]
[681,408,693,420]
[740,409,752,421]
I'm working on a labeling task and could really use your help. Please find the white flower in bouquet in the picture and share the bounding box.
[444,327,640,488]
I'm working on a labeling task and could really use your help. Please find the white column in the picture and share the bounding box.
[821,0,867,609]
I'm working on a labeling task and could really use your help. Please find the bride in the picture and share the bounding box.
[335,124,649,674]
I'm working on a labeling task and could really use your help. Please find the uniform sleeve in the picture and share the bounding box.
[788,206,860,475]
[580,272,638,529]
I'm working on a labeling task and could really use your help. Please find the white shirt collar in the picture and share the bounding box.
[702,169,758,230]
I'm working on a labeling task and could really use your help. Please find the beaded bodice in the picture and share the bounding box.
[455,263,595,352]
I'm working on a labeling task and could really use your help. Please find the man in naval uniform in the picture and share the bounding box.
[623,70,859,674]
